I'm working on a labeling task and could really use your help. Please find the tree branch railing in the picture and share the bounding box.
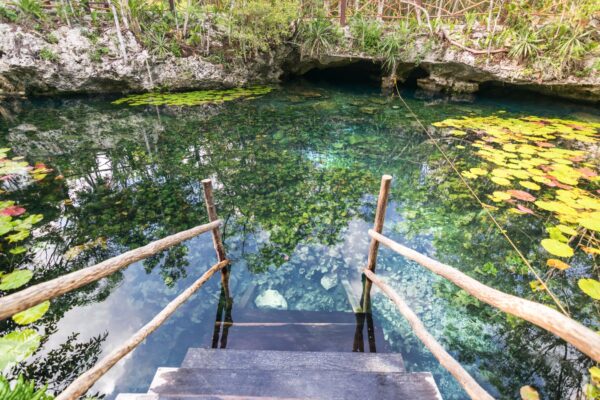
[0,178,229,400]
[0,219,222,321]
[361,175,600,400]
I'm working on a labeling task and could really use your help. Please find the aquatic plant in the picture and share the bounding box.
[112,86,273,107]
[433,115,600,301]
[0,375,53,400]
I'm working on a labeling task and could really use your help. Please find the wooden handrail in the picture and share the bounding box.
[56,259,229,400]
[364,269,494,400]
[0,220,222,321]
[368,229,600,362]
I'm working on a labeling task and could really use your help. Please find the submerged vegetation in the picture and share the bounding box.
[113,86,273,106]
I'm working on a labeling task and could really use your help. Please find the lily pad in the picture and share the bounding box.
[541,239,573,258]
[0,270,33,291]
[546,259,570,270]
[0,329,41,370]
[12,301,50,325]
[578,278,600,300]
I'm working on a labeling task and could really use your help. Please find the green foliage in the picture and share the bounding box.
[0,375,53,400]
[90,46,110,63]
[223,0,299,61]
[508,30,540,62]
[297,17,342,59]
[39,48,58,62]
[11,0,43,21]
[0,5,18,22]
[349,14,382,55]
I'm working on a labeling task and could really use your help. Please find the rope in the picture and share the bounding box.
[393,84,570,316]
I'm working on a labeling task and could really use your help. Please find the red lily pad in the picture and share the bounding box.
[0,205,26,216]
[577,167,597,180]
[507,190,536,202]
[515,204,535,214]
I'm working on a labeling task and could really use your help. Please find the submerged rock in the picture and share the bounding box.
[255,289,288,310]
[320,274,338,291]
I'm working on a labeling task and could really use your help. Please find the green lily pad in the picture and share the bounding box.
[0,329,41,370]
[12,301,50,325]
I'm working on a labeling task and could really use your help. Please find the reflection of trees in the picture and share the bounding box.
[12,328,107,395]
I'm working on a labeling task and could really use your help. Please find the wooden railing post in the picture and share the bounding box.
[202,179,230,296]
[362,174,392,311]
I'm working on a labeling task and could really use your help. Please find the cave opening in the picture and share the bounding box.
[299,60,384,86]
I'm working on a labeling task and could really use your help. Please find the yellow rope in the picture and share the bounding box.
[393,85,570,316]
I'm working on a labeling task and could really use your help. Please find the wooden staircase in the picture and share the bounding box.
[115,308,443,400]
[116,349,442,400]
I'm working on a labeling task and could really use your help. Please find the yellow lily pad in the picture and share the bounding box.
[546,259,570,270]
[491,176,511,186]
[519,181,541,191]
[578,278,600,300]
[541,239,574,258]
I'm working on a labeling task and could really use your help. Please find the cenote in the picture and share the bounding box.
[1,81,599,400]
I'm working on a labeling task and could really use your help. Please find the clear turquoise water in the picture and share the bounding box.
[1,81,598,399]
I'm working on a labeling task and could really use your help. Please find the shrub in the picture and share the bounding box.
[297,18,342,59]
[349,14,382,55]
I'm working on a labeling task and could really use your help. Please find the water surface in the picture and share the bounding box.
[1,81,598,399]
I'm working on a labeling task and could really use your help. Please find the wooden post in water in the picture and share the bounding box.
[362,175,392,311]
[202,179,230,297]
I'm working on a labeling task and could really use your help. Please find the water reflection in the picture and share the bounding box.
[1,83,598,399]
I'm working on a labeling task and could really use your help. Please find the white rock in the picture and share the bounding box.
[255,289,288,310]
[320,274,338,291]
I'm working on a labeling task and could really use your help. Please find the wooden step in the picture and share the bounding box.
[182,348,404,372]
[148,368,442,400]
[208,308,388,352]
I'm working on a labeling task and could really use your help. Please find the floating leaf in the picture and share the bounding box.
[520,386,540,400]
[470,167,487,176]
[556,224,577,236]
[546,259,570,270]
[591,366,600,385]
[0,206,26,216]
[529,281,543,292]
[581,246,600,255]
[507,190,536,202]
[491,176,511,186]
[579,217,600,232]
[578,278,600,300]
[516,205,534,214]
[12,301,50,325]
[519,181,541,191]
[541,239,573,257]
[0,329,41,370]
[0,270,33,291]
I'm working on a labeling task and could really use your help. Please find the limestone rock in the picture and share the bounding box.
[320,274,338,291]
[255,289,288,310]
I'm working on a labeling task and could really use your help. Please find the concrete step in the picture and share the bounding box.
[182,348,404,372]
[148,368,442,400]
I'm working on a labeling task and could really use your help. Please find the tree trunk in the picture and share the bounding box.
[109,2,128,63]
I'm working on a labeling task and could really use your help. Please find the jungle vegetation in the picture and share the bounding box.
[0,0,598,78]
